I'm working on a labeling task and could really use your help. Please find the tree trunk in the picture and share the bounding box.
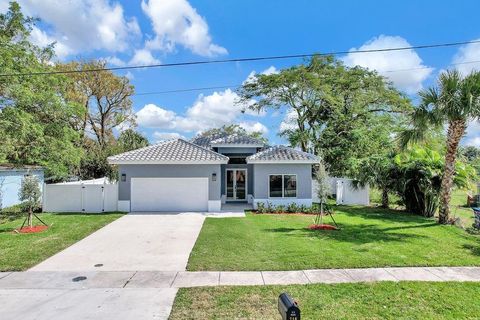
[27,208,33,227]
[438,120,466,224]
[381,189,389,208]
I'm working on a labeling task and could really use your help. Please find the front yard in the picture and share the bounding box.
[170,281,480,320]
[187,206,480,271]
[0,212,124,271]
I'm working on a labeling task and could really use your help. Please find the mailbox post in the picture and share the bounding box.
[278,292,300,320]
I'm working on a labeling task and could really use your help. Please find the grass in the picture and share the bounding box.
[0,212,123,271]
[170,282,480,320]
[187,206,480,271]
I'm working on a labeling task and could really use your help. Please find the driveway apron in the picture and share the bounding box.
[30,214,206,272]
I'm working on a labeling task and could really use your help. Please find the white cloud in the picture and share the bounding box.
[153,131,185,142]
[136,104,176,128]
[105,56,126,67]
[239,121,268,134]
[136,88,265,135]
[129,48,161,66]
[279,109,298,132]
[29,26,73,59]
[141,0,227,57]
[452,39,480,76]
[19,0,140,59]
[124,71,134,80]
[0,2,9,12]
[243,66,278,85]
[343,35,433,94]
[463,121,480,147]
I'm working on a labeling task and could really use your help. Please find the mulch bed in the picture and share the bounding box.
[308,224,339,231]
[15,225,49,234]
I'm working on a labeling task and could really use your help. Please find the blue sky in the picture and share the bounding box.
[3,0,480,145]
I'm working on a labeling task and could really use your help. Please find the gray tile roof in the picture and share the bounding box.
[191,133,265,148]
[108,139,229,164]
[246,146,319,163]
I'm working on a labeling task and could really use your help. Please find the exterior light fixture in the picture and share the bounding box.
[212,173,217,181]
[121,173,126,182]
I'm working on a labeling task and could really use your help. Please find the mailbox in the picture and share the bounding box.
[278,292,300,320]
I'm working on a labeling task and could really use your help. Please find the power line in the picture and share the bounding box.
[131,59,480,97]
[1,39,480,78]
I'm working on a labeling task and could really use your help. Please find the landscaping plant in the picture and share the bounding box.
[18,175,42,228]
[401,70,480,223]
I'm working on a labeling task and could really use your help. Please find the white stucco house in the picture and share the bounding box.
[107,133,319,212]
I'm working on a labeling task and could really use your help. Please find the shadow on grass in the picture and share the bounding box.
[333,205,435,223]
[52,212,124,216]
[263,222,428,245]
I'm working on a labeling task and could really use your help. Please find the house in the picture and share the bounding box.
[0,165,44,210]
[107,134,319,212]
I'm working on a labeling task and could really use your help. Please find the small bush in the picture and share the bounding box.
[287,202,298,213]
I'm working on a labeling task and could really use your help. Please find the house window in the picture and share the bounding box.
[269,174,297,198]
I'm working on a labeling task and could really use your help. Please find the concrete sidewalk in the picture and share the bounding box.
[1,267,479,290]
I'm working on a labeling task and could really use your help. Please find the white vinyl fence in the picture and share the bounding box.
[43,183,118,213]
[312,177,369,206]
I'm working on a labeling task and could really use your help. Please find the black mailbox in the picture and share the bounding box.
[278,292,300,320]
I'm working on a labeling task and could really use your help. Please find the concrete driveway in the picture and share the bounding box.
[30,214,206,271]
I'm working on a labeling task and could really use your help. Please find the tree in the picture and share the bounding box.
[196,124,268,143]
[117,129,149,152]
[0,2,84,181]
[18,175,41,227]
[238,55,411,177]
[59,60,135,147]
[353,155,396,208]
[391,146,476,217]
[400,70,480,223]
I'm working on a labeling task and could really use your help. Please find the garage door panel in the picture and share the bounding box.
[131,178,208,212]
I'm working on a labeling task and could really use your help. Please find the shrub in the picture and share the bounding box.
[287,202,298,213]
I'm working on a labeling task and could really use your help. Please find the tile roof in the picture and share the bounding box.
[246,146,319,163]
[108,139,229,164]
[191,133,265,148]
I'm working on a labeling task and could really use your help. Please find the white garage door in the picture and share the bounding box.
[131,177,209,212]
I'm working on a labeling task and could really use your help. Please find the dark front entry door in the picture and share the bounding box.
[226,169,247,201]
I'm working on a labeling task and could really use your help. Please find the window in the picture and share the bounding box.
[269,174,297,198]
[269,175,283,197]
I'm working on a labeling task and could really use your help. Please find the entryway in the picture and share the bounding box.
[226,169,247,201]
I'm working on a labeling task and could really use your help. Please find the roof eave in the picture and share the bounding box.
[211,143,264,148]
[246,159,319,164]
[108,159,229,165]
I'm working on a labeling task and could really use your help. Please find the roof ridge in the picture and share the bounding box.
[107,139,172,160]
[177,138,229,159]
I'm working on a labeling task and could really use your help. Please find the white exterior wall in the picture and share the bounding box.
[312,177,369,206]
[43,183,118,213]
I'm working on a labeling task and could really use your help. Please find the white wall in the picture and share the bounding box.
[312,177,369,206]
[43,183,118,213]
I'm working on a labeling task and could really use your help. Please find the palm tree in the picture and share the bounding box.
[400,70,480,224]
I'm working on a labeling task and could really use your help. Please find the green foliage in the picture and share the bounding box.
[238,55,412,177]
[196,124,268,144]
[18,175,41,214]
[391,147,476,217]
[315,162,330,205]
[0,2,83,181]
[117,129,149,152]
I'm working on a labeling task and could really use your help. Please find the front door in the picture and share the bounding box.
[226,169,247,201]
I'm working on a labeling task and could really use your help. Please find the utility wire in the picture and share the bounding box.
[132,59,480,97]
[1,39,480,78]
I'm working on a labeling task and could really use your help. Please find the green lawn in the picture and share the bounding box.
[0,212,123,271]
[170,282,480,320]
[187,206,480,271]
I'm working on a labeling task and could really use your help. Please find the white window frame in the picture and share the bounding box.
[268,174,297,198]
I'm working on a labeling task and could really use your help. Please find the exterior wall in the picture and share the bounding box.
[118,164,221,201]
[216,147,258,155]
[252,163,312,208]
[220,164,254,199]
[0,169,44,209]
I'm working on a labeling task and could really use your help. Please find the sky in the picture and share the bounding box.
[2,0,480,146]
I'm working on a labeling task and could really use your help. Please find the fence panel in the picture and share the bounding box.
[43,183,118,213]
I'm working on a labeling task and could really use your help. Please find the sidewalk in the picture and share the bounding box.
[1,266,479,289]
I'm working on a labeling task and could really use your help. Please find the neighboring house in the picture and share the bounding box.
[0,165,44,210]
[108,134,319,212]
